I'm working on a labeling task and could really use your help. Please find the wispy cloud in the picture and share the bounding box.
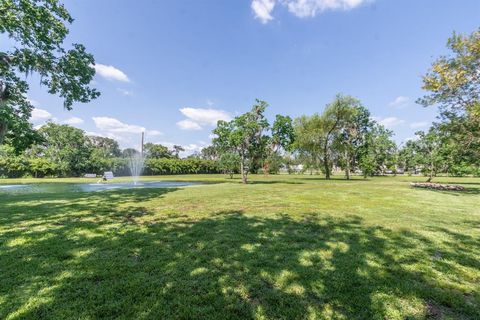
[252,0,372,22]
[91,116,162,148]
[389,96,410,108]
[251,0,275,23]
[286,0,371,18]
[93,117,145,134]
[177,107,231,130]
[177,119,203,131]
[373,116,405,128]
[146,130,162,136]
[31,108,53,122]
[93,63,130,82]
[63,117,84,125]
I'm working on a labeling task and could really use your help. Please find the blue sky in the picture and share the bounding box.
[24,0,480,154]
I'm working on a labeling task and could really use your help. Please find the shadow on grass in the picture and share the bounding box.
[0,192,479,319]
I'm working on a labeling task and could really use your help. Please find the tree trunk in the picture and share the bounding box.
[427,166,434,182]
[323,139,331,179]
[240,153,247,184]
[324,156,330,180]
[426,153,434,182]
[0,121,7,145]
[345,150,350,180]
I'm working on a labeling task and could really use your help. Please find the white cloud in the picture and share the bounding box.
[389,96,410,108]
[92,117,146,134]
[251,0,371,22]
[91,116,162,148]
[146,130,163,136]
[63,117,84,125]
[251,0,275,23]
[410,121,429,129]
[376,116,405,128]
[93,63,130,82]
[179,107,231,128]
[31,108,52,122]
[286,0,370,17]
[177,119,202,131]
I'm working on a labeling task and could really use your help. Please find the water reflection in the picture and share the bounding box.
[0,181,200,194]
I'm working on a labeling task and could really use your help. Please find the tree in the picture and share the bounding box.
[398,140,420,175]
[263,115,295,174]
[357,123,396,177]
[122,148,139,158]
[172,145,185,158]
[332,102,371,179]
[418,28,480,166]
[419,28,480,121]
[87,136,121,158]
[294,94,357,180]
[36,122,91,176]
[144,143,173,159]
[271,115,295,152]
[213,99,269,184]
[294,115,323,175]
[218,152,240,178]
[29,157,57,178]
[412,127,447,182]
[0,0,99,151]
[199,145,219,160]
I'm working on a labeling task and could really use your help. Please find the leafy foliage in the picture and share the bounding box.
[213,99,270,183]
[0,0,99,151]
[418,28,480,167]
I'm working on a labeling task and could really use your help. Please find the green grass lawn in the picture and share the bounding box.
[1,175,479,319]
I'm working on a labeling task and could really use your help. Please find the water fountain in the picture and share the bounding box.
[128,132,145,185]
[128,152,145,185]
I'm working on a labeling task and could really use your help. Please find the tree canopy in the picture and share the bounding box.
[0,0,99,151]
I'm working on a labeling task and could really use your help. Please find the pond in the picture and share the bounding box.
[0,181,201,194]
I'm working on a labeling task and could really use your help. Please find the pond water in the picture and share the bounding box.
[0,181,200,194]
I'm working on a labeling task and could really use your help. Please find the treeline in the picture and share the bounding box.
[1,28,479,182]
[0,122,220,178]
[205,94,479,183]
[203,29,480,183]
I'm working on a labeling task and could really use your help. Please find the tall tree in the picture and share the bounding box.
[213,99,269,184]
[263,114,295,174]
[332,102,371,179]
[418,28,480,165]
[199,145,219,161]
[172,145,185,158]
[87,136,121,158]
[0,0,99,151]
[144,143,173,159]
[294,94,357,179]
[412,127,448,182]
[357,123,396,177]
[36,122,91,176]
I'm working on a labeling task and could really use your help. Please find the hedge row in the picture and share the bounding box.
[144,158,220,175]
[0,156,220,178]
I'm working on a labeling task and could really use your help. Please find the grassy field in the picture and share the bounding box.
[1,174,479,319]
